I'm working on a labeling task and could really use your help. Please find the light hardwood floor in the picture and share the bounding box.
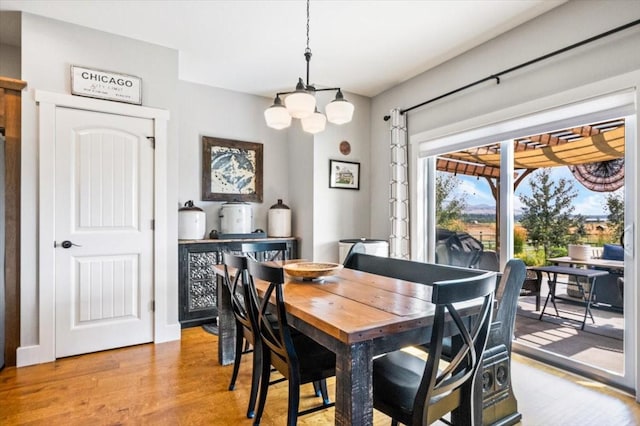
[1,327,639,425]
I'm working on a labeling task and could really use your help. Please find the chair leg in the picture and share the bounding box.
[312,380,321,397]
[247,342,262,418]
[450,380,474,426]
[318,379,330,405]
[228,327,245,391]
[253,351,271,426]
[391,420,399,426]
[287,376,301,426]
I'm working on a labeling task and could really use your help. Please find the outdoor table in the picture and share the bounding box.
[530,265,609,330]
[547,256,624,270]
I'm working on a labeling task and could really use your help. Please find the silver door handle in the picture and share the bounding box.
[57,240,82,249]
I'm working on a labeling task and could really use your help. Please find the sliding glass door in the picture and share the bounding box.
[415,106,635,392]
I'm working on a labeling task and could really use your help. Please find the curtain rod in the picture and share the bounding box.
[383,18,640,121]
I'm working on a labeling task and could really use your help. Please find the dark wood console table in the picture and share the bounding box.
[178,237,298,328]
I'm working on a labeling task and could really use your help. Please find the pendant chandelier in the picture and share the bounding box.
[264,0,354,134]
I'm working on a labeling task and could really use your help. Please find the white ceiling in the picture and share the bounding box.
[0,0,566,98]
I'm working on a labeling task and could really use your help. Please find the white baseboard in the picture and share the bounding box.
[15,323,180,367]
[154,322,181,344]
[16,345,54,367]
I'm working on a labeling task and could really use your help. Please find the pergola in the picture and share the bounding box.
[437,118,625,197]
[436,119,625,247]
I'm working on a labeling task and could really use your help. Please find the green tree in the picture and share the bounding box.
[604,192,624,242]
[435,174,467,228]
[518,168,578,260]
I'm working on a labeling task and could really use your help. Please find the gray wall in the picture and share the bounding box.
[0,11,21,78]
[176,80,290,235]
[287,123,315,260]
[175,81,371,263]
[285,91,371,262]
[313,92,371,262]
[0,44,20,78]
[369,0,640,239]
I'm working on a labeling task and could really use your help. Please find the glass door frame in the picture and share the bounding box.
[409,82,637,393]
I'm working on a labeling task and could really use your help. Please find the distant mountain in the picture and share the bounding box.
[465,203,608,221]
[466,204,498,215]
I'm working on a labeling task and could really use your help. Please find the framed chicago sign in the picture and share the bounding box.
[71,65,142,105]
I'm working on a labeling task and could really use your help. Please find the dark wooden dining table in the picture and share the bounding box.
[214,261,486,426]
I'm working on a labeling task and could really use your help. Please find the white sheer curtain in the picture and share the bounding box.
[389,109,410,259]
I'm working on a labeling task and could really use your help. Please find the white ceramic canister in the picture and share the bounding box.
[219,201,253,234]
[178,200,206,240]
[268,199,291,237]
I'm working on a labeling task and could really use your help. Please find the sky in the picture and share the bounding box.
[448,166,623,217]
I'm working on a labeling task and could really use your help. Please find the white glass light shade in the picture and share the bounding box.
[264,104,292,129]
[326,90,354,125]
[301,110,327,134]
[326,99,355,125]
[284,91,316,119]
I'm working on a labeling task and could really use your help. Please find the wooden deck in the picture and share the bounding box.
[516,287,624,375]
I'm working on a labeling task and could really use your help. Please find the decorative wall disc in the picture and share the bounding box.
[339,140,351,155]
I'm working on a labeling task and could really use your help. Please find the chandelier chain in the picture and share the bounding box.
[263,0,353,133]
[306,0,310,52]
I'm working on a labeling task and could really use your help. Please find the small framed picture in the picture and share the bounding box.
[329,160,360,190]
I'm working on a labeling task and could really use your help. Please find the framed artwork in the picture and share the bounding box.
[329,159,360,190]
[202,136,263,202]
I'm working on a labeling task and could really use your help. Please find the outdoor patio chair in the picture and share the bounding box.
[478,250,500,271]
[520,268,542,311]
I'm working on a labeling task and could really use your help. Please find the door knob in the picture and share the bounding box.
[59,240,82,249]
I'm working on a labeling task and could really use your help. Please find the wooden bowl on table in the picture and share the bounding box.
[283,262,343,281]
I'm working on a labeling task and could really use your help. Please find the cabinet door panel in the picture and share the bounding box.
[178,239,298,328]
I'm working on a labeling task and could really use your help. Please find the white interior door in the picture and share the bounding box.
[54,107,154,358]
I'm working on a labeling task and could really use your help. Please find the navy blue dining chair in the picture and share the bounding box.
[246,259,336,426]
[372,271,496,425]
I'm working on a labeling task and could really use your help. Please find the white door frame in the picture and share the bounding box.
[410,71,639,394]
[20,90,178,365]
